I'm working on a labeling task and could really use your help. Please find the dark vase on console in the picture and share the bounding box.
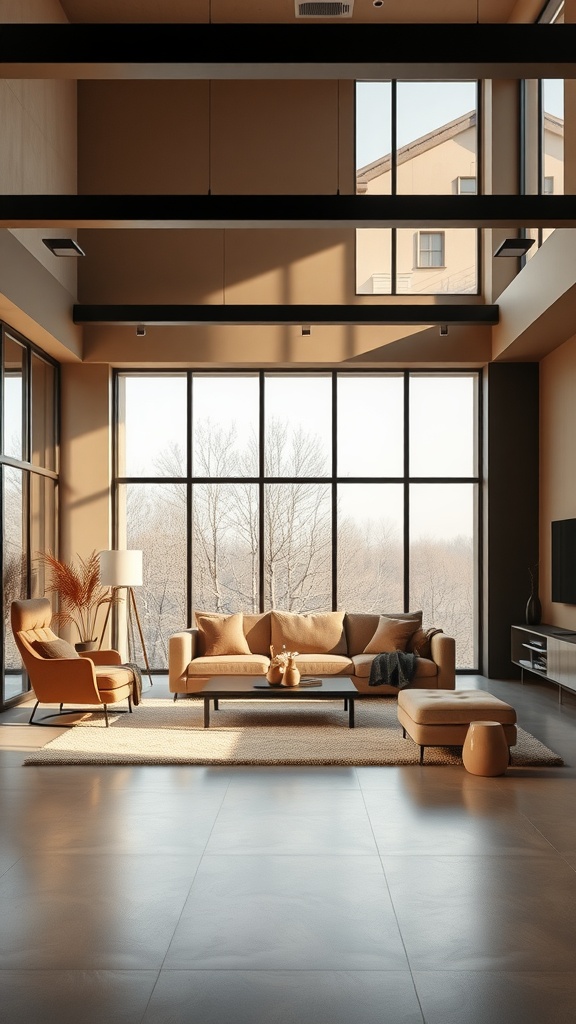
[526,564,542,625]
[525,594,542,626]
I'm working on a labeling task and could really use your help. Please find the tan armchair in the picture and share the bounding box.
[11,598,136,726]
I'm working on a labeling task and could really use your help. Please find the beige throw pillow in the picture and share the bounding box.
[31,638,79,659]
[270,610,347,655]
[195,613,251,656]
[363,616,418,655]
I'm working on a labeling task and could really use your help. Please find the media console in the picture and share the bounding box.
[511,623,576,703]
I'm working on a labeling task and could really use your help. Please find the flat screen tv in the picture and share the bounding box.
[551,518,576,604]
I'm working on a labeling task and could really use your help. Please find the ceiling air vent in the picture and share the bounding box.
[295,2,354,17]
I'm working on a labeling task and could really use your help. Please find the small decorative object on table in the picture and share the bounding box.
[282,654,301,688]
[266,645,300,686]
[266,646,284,685]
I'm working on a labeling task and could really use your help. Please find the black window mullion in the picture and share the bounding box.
[391,79,397,294]
[258,371,265,612]
[187,371,193,625]
[404,371,410,612]
[331,371,338,610]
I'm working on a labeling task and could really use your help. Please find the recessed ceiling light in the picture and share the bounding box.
[493,238,535,258]
[42,237,85,257]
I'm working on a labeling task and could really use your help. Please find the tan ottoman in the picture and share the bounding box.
[397,689,517,765]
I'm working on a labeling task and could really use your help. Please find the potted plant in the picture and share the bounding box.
[36,549,118,652]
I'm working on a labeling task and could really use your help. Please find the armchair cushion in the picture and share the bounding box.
[31,638,79,659]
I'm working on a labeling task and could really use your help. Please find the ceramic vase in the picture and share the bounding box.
[282,656,300,687]
[525,592,542,626]
[266,663,284,685]
[462,721,509,777]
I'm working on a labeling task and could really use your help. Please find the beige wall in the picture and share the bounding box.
[59,362,113,568]
[540,334,576,629]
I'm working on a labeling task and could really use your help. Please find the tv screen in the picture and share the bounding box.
[551,519,576,604]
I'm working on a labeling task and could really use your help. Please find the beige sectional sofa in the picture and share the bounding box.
[168,609,456,698]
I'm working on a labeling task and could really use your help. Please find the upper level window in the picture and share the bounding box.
[355,80,478,295]
[543,175,554,194]
[416,231,445,269]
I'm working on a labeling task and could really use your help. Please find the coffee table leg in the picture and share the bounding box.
[204,698,210,728]
[348,699,355,728]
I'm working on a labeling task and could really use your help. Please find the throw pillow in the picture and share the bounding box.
[270,610,347,655]
[31,638,79,659]
[363,616,419,655]
[408,626,444,659]
[195,612,251,656]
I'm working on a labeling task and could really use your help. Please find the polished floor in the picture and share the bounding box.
[1,672,576,1024]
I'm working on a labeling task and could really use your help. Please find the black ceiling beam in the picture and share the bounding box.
[3,194,576,228]
[73,304,499,327]
[0,23,575,78]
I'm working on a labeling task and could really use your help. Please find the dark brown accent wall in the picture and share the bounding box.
[482,362,539,678]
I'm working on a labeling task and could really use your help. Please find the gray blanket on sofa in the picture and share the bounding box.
[368,651,418,690]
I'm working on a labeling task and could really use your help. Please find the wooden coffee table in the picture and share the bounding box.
[200,676,366,729]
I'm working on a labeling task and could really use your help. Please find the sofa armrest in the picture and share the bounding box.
[169,629,199,692]
[430,632,456,689]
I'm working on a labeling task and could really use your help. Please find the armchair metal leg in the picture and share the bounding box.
[103,704,109,727]
[29,701,95,727]
[128,694,133,713]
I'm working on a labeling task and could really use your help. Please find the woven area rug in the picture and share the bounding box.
[22,697,564,767]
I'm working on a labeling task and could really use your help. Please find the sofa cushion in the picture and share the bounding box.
[188,654,269,676]
[363,616,420,654]
[293,654,354,676]
[408,626,444,659]
[31,638,79,659]
[270,610,347,655]
[344,611,422,657]
[195,613,251,656]
[352,653,438,679]
[243,612,272,656]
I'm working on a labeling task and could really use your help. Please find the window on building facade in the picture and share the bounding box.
[114,370,481,671]
[355,79,479,296]
[416,231,445,269]
[1,326,58,709]
[457,176,477,194]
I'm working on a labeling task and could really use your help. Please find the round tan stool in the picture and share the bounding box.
[462,720,510,777]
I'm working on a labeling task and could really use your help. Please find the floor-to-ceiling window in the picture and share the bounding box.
[355,79,479,296]
[114,370,480,672]
[1,325,58,708]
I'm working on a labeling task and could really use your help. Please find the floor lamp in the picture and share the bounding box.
[98,549,154,689]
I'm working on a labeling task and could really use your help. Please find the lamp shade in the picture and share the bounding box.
[99,550,143,587]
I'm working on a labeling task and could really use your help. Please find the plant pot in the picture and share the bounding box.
[74,640,98,653]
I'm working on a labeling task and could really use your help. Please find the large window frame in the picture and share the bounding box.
[113,369,482,673]
[0,323,59,710]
